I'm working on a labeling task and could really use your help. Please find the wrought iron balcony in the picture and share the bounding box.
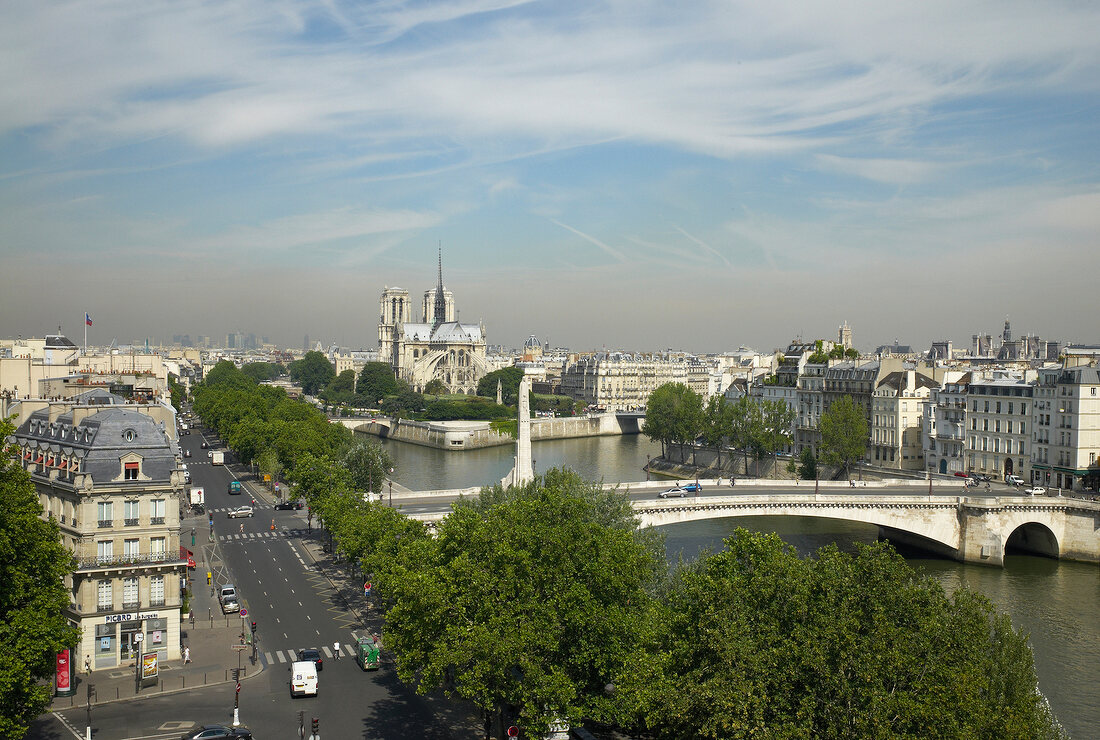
[124,518,139,527]
[97,520,113,528]
[151,517,165,525]
[76,551,182,571]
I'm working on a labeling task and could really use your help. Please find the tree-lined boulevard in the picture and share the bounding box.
[12,365,1071,739]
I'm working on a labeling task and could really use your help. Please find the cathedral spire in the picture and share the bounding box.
[433,243,446,329]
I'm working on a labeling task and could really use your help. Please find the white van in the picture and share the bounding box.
[291,660,318,697]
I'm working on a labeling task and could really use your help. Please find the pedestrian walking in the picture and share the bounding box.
[183,646,191,664]
[84,655,91,673]
[239,523,244,534]
[188,608,195,626]
[333,641,340,660]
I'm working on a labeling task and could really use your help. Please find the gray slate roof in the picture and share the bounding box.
[15,407,176,485]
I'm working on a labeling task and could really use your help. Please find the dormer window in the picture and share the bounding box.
[122,429,136,443]
[124,462,139,480]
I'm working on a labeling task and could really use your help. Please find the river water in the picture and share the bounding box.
[369,432,1099,738]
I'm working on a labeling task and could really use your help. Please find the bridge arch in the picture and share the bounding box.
[1005,521,1059,559]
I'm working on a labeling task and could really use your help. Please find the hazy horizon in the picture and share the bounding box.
[2,2,1098,353]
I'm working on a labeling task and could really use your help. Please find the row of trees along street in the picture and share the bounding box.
[643,382,870,479]
[65,370,1061,739]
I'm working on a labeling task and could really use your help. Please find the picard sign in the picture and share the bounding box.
[104,612,160,623]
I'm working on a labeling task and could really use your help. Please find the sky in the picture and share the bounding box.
[1,1,1098,354]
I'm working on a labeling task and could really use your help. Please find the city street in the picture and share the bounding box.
[29,426,480,740]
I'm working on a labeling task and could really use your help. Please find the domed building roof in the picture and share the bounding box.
[523,335,541,349]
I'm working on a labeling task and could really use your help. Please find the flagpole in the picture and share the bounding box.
[84,313,87,357]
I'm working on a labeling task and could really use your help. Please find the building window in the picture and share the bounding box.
[150,576,165,607]
[97,580,113,610]
[147,617,167,645]
[97,501,113,527]
[124,462,139,480]
[151,537,165,559]
[1020,422,1025,434]
[150,499,165,525]
[122,577,139,610]
[124,500,139,526]
[1008,402,1014,415]
[97,540,113,564]
[124,538,139,559]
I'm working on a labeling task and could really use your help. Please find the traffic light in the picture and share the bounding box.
[250,620,257,634]
[311,717,319,735]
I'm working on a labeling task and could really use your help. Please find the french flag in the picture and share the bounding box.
[85,312,93,326]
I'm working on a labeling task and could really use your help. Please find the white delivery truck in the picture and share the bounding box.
[291,660,319,697]
[211,450,225,465]
[189,487,205,512]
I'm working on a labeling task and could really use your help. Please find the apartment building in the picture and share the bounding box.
[1032,366,1100,491]
[924,372,970,476]
[8,393,186,669]
[870,370,937,470]
[560,353,700,412]
[964,372,1034,483]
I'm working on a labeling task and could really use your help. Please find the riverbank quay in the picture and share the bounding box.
[344,411,643,450]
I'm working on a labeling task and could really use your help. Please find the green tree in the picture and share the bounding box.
[701,396,732,469]
[476,366,524,404]
[240,362,285,383]
[727,396,763,476]
[0,418,81,739]
[619,530,1065,740]
[797,447,818,480]
[289,351,335,396]
[759,399,796,471]
[643,383,703,463]
[422,379,447,396]
[168,376,185,414]
[384,470,662,737]
[256,448,283,494]
[819,395,868,479]
[340,439,394,495]
[357,362,400,405]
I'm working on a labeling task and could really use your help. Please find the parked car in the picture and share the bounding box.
[681,482,703,493]
[275,499,304,510]
[227,506,254,519]
[298,647,323,671]
[1006,475,1025,486]
[180,725,252,739]
[658,487,687,499]
[184,449,192,458]
[969,473,991,482]
[201,441,208,449]
[1024,487,1046,496]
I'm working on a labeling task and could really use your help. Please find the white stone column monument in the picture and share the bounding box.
[501,371,534,486]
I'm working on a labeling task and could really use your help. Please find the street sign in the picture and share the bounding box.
[133,633,143,643]
[231,644,248,651]
[239,608,248,617]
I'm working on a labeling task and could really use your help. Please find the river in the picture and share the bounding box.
[369,432,1099,738]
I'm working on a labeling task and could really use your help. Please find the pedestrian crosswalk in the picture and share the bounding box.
[260,632,381,667]
[217,528,310,542]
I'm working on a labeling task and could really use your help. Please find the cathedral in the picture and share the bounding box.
[378,251,488,394]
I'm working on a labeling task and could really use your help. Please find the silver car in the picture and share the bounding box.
[227,506,253,518]
[658,487,687,499]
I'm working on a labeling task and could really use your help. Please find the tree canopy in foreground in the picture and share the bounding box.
[618,529,1065,740]
[0,418,80,739]
[383,469,662,737]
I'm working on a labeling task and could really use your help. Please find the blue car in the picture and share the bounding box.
[681,482,703,493]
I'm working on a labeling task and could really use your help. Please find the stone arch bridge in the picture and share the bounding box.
[634,493,1100,567]
[406,484,1100,567]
